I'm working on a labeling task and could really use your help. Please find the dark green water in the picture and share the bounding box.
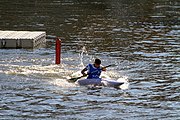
[0,0,179,119]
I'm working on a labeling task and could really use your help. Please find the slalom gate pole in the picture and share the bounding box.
[55,37,61,64]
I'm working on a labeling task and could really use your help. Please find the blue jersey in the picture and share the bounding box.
[86,64,102,79]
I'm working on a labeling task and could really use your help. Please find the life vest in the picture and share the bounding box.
[86,64,102,79]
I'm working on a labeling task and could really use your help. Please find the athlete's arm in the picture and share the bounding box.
[81,67,87,76]
[101,66,106,71]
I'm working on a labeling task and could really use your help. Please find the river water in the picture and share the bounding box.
[0,0,179,119]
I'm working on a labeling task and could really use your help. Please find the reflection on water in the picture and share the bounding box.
[0,0,179,119]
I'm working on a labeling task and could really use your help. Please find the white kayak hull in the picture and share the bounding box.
[76,78,124,88]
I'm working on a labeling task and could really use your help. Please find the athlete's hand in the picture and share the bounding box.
[102,67,106,71]
[82,73,87,76]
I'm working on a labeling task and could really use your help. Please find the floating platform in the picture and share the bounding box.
[0,30,46,48]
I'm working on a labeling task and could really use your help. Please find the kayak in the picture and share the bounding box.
[76,78,124,88]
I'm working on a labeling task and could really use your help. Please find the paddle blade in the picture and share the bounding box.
[104,64,116,68]
[68,75,87,82]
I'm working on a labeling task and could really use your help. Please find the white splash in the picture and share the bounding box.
[78,46,87,68]
[117,76,129,90]
[49,78,77,88]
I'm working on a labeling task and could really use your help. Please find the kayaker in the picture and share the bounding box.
[81,58,106,79]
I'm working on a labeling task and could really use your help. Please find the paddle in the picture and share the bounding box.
[68,64,116,82]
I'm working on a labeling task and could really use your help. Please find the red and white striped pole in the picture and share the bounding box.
[55,37,61,64]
